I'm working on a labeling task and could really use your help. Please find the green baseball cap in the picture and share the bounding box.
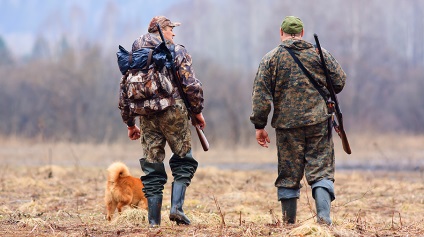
[281,16,304,34]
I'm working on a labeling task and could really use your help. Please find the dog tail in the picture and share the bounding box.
[107,162,131,183]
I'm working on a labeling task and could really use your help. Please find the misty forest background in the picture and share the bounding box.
[1,0,423,147]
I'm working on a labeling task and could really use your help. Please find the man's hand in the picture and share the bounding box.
[256,129,270,148]
[193,113,206,130]
[127,125,141,140]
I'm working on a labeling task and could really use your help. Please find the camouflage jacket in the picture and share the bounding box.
[119,33,204,126]
[250,39,346,129]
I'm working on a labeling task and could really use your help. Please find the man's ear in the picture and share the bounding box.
[300,29,304,37]
[280,28,284,37]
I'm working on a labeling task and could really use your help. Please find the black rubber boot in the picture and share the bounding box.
[314,187,332,225]
[281,198,297,224]
[147,196,162,227]
[169,182,190,225]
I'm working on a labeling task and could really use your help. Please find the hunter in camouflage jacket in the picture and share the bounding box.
[118,32,204,127]
[250,38,346,130]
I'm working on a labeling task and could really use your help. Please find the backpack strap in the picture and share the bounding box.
[284,46,328,102]
[128,50,138,74]
[140,46,155,71]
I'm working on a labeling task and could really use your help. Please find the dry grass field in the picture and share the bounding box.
[0,134,423,236]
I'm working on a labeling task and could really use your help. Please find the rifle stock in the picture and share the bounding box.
[156,23,209,151]
[314,34,351,154]
[193,121,209,151]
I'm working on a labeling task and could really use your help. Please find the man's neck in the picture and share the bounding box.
[281,35,302,42]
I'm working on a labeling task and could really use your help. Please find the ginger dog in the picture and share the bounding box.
[105,162,147,221]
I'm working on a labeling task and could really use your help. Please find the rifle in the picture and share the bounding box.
[156,23,209,151]
[314,34,351,154]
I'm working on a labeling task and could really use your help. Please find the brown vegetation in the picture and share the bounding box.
[0,136,423,236]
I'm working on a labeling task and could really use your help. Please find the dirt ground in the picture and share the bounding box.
[0,136,423,236]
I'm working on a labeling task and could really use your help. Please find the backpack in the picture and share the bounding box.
[116,44,176,115]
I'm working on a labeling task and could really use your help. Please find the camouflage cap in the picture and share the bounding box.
[148,16,181,33]
[281,16,303,34]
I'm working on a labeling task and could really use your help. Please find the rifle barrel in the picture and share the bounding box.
[156,23,209,152]
[156,23,166,42]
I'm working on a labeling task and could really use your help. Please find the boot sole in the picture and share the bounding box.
[169,214,190,225]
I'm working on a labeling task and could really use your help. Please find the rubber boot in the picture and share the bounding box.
[281,198,297,224]
[314,187,332,225]
[147,196,162,227]
[169,182,190,225]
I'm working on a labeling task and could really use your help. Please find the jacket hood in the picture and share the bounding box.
[132,33,165,51]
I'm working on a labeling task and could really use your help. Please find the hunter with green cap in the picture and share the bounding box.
[250,16,347,225]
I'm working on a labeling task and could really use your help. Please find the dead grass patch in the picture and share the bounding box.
[0,137,423,236]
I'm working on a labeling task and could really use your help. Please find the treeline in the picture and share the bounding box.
[0,42,255,145]
[0,46,120,142]
[1,0,424,145]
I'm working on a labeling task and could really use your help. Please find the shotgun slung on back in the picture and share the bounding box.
[314,34,351,154]
[156,23,209,151]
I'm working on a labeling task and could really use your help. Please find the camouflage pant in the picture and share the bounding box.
[275,120,334,189]
[139,99,192,163]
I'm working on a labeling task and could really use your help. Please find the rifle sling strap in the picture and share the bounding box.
[284,47,328,102]
[284,46,334,140]
[144,49,153,70]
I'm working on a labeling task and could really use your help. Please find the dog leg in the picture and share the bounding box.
[106,201,117,221]
[117,202,125,214]
[136,200,148,210]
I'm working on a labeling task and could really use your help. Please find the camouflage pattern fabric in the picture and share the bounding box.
[147,16,181,33]
[250,38,346,193]
[118,33,204,126]
[174,44,204,114]
[132,33,162,50]
[250,38,346,129]
[127,68,174,101]
[139,99,192,163]
[274,121,334,189]
[126,66,176,116]
[118,74,134,126]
